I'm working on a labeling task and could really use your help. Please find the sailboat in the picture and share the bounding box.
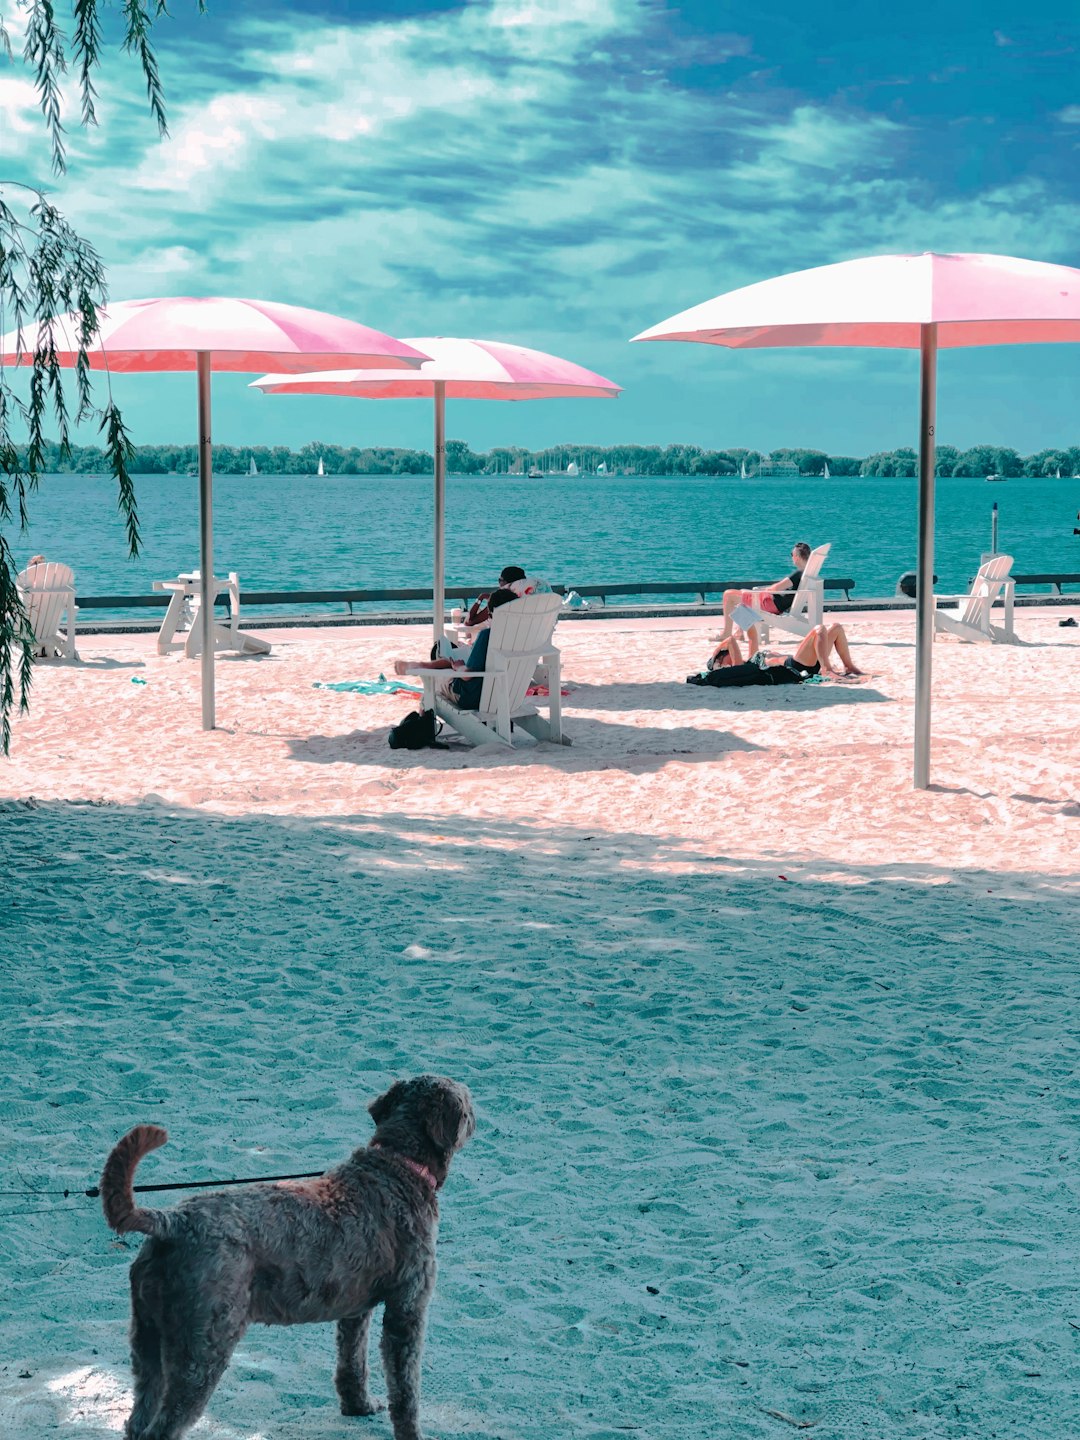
[248,455,258,476]
[566,460,580,477]
[823,459,831,479]
[739,458,748,479]
[596,461,607,475]
[317,456,326,477]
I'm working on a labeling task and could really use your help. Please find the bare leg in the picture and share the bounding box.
[337,1312,384,1417]
[381,1301,429,1440]
[793,627,822,669]
[716,589,742,641]
[825,623,863,674]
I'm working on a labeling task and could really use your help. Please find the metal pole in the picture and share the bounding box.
[913,323,937,790]
[197,351,215,730]
[991,501,999,555]
[433,380,446,647]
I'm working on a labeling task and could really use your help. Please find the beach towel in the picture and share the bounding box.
[314,675,423,697]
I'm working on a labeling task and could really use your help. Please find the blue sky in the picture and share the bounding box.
[6,0,1080,455]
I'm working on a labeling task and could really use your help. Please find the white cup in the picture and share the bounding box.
[450,608,464,625]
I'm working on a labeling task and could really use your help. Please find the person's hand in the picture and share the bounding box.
[393,660,411,676]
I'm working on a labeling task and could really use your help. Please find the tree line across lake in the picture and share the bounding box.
[26,438,1080,479]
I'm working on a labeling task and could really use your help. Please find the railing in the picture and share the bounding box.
[993,572,1080,595]
[74,576,858,615]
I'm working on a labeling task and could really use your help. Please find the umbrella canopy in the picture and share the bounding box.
[632,252,1080,349]
[253,337,622,644]
[0,296,430,373]
[633,251,1080,789]
[1,298,428,730]
[253,335,621,400]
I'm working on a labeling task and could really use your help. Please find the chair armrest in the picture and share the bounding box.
[397,664,486,679]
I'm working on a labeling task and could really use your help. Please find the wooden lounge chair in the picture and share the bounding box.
[933,554,1017,643]
[733,542,831,643]
[16,561,79,660]
[406,591,567,747]
[153,571,271,657]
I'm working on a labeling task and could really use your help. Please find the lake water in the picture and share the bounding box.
[10,471,1080,614]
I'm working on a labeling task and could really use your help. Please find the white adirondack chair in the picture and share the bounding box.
[733,542,831,643]
[16,561,79,660]
[153,571,271,657]
[407,592,567,747]
[933,554,1017,643]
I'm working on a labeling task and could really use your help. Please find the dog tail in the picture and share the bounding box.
[101,1125,169,1235]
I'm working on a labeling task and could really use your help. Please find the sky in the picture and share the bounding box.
[5,0,1080,456]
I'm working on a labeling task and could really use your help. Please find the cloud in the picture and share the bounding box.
[1057,104,1080,124]
[8,0,1080,453]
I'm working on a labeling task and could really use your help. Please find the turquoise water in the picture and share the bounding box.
[9,471,1080,608]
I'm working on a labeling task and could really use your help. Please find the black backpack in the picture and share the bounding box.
[388,708,445,750]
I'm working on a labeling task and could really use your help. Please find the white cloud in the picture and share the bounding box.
[8,0,1080,450]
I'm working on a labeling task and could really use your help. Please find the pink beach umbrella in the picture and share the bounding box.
[252,336,621,644]
[632,251,1080,788]
[1,298,428,729]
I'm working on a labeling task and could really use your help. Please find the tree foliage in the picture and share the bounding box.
[0,0,181,749]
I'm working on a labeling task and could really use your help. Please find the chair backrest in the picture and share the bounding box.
[960,554,1014,626]
[16,562,76,644]
[789,543,830,615]
[477,592,562,717]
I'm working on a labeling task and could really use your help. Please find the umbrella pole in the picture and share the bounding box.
[197,350,215,730]
[914,323,937,789]
[433,380,446,648]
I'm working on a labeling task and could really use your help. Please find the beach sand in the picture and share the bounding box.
[1,609,1078,1440]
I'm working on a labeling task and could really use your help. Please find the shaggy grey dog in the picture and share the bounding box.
[101,1075,475,1440]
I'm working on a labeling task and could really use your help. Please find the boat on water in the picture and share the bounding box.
[248,456,258,476]
[823,459,831,479]
[596,461,608,475]
[986,473,1007,483]
[317,457,325,477]
[566,460,580,477]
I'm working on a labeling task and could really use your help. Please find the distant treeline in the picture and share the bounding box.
[21,438,1080,478]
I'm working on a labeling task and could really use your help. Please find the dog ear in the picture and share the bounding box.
[369,1080,409,1126]
[426,1086,476,1152]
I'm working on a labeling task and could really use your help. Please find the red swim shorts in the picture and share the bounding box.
[737,590,780,614]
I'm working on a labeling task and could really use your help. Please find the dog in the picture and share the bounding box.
[101,1075,475,1440]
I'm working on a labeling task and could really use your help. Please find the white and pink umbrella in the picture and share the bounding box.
[633,251,1080,788]
[1,298,428,728]
[253,336,621,644]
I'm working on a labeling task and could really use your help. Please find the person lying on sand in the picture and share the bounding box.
[687,622,863,688]
[397,587,518,708]
[714,541,811,643]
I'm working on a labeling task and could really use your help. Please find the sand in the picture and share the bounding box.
[1,609,1078,1440]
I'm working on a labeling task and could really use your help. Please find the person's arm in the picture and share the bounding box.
[764,573,795,594]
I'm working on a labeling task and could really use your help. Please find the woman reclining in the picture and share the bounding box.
[687,623,863,687]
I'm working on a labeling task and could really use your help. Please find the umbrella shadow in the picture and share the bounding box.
[285,718,763,773]
[570,680,892,712]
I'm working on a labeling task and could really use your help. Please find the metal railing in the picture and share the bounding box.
[74,576,858,614]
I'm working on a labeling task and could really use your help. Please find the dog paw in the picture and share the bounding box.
[340,1396,386,1417]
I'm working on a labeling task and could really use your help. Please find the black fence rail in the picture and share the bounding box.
[74,577,858,614]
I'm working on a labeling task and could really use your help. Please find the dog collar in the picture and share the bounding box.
[371,1144,438,1193]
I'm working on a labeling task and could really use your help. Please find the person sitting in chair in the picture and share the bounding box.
[397,587,518,709]
[714,541,812,644]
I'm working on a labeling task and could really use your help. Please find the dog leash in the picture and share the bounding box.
[1,1150,438,1213]
[0,1169,326,1208]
